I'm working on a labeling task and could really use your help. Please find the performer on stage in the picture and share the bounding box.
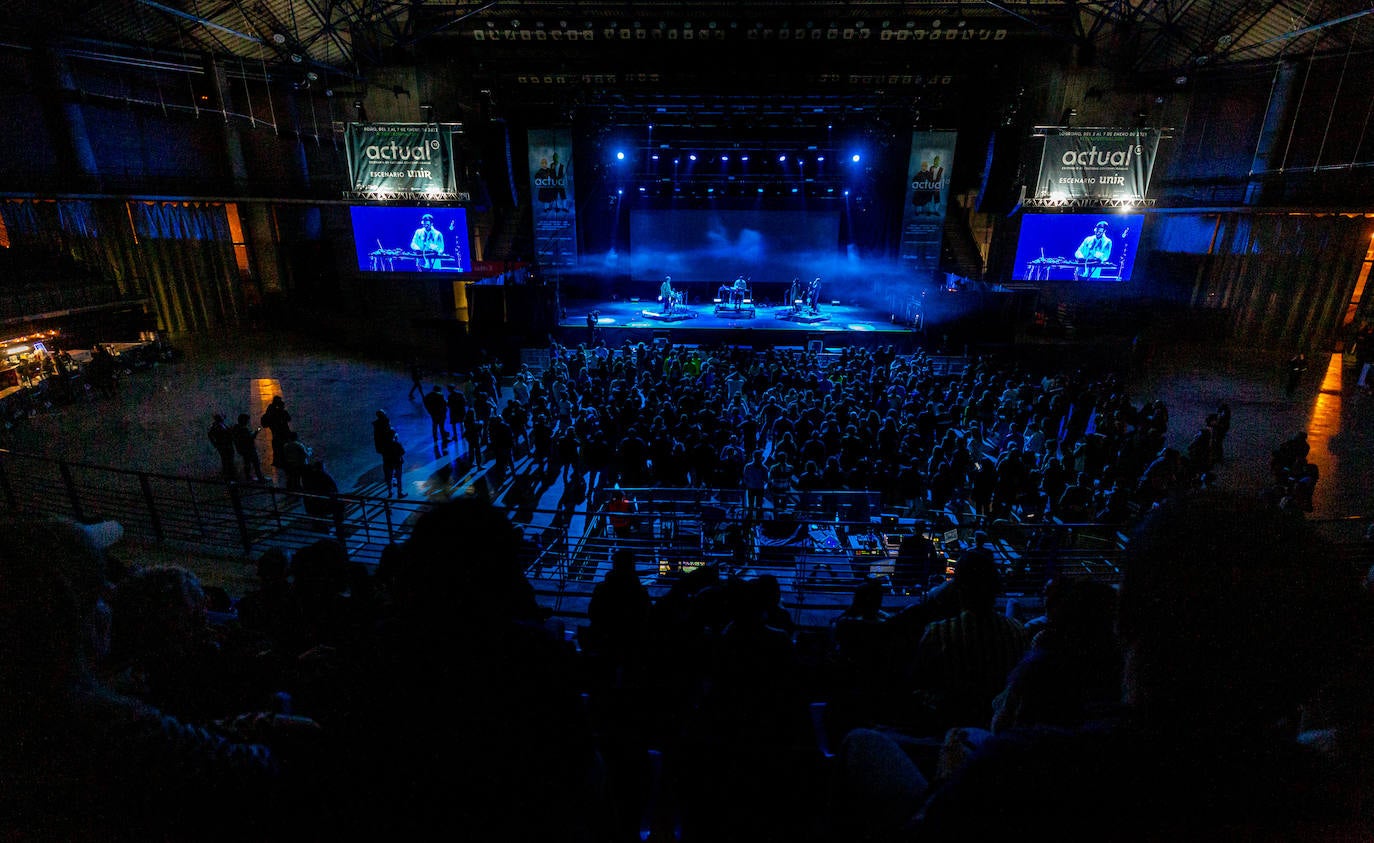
[659,275,679,313]
[788,278,804,311]
[730,276,749,309]
[410,213,445,271]
[805,277,822,313]
[1074,221,1113,278]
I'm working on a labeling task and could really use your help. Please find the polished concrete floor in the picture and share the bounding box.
[5,329,1371,596]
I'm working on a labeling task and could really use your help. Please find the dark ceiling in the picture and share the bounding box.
[3,0,1373,83]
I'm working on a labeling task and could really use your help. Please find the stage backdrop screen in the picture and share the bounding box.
[629,210,840,283]
[349,206,471,273]
[1012,212,1144,282]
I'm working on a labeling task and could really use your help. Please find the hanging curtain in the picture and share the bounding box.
[0,198,243,334]
[1191,213,1373,349]
[126,201,242,334]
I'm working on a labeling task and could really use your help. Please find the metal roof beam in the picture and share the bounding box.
[137,0,265,46]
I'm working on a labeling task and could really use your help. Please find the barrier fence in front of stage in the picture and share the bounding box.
[4,449,1370,628]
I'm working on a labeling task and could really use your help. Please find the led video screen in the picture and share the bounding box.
[629,209,840,283]
[1011,212,1144,282]
[350,206,471,273]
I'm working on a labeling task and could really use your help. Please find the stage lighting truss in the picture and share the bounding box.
[1022,196,1155,209]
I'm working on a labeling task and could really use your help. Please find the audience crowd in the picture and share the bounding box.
[16,341,1360,840]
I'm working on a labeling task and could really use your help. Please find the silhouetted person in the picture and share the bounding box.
[260,396,292,469]
[586,548,650,666]
[1286,351,1308,397]
[232,413,266,481]
[0,518,281,839]
[423,385,450,451]
[207,413,235,480]
[381,431,406,498]
[914,492,1366,839]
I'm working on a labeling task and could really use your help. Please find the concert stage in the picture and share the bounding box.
[560,297,916,348]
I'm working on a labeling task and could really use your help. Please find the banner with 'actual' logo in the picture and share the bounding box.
[345,123,464,199]
[1035,128,1161,201]
[528,128,578,268]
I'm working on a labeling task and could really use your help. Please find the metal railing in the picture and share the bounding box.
[5,449,1369,628]
[0,448,428,566]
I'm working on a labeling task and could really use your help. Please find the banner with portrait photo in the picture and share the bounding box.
[1035,128,1161,201]
[528,128,578,268]
[899,131,956,276]
[345,123,464,199]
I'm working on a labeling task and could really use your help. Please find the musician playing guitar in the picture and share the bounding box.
[1073,220,1113,278]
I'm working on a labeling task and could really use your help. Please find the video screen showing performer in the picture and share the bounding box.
[1011,212,1144,282]
[1073,221,1113,278]
[350,206,472,273]
[410,214,445,271]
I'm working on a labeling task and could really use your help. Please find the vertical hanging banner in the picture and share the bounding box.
[344,123,468,201]
[1034,128,1161,200]
[528,128,578,268]
[899,131,956,277]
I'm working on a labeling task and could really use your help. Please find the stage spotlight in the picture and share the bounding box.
[617,188,623,195]
[791,187,799,193]
[673,158,680,165]
[741,155,749,162]
[778,154,787,163]
[721,155,729,162]
[816,155,825,162]
[851,153,861,163]
[688,153,697,161]
[652,154,659,160]
[616,151,625,160]
[844,189,851,196]
[638,186,647,192]
[707,187,715,193]
[757,187,764,193]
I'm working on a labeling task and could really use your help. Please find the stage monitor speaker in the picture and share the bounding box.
[806,333,824,355]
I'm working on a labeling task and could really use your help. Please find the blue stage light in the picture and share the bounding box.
[721,155,729,162]
[844,189,850,196]
[791,187,798,193]
[741,155,750,162]
[778,154,787,163]
[688,153,697,161]
[616,151,625,160]
[757,187,764,193]
[617,188,623,195]
[651,154,659,160]
[816,155,825,162]
[851,153,861,163]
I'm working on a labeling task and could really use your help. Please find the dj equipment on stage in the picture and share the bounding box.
[713,281,756,318]
[368,248,456,271]
[1023,257,1117,281]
